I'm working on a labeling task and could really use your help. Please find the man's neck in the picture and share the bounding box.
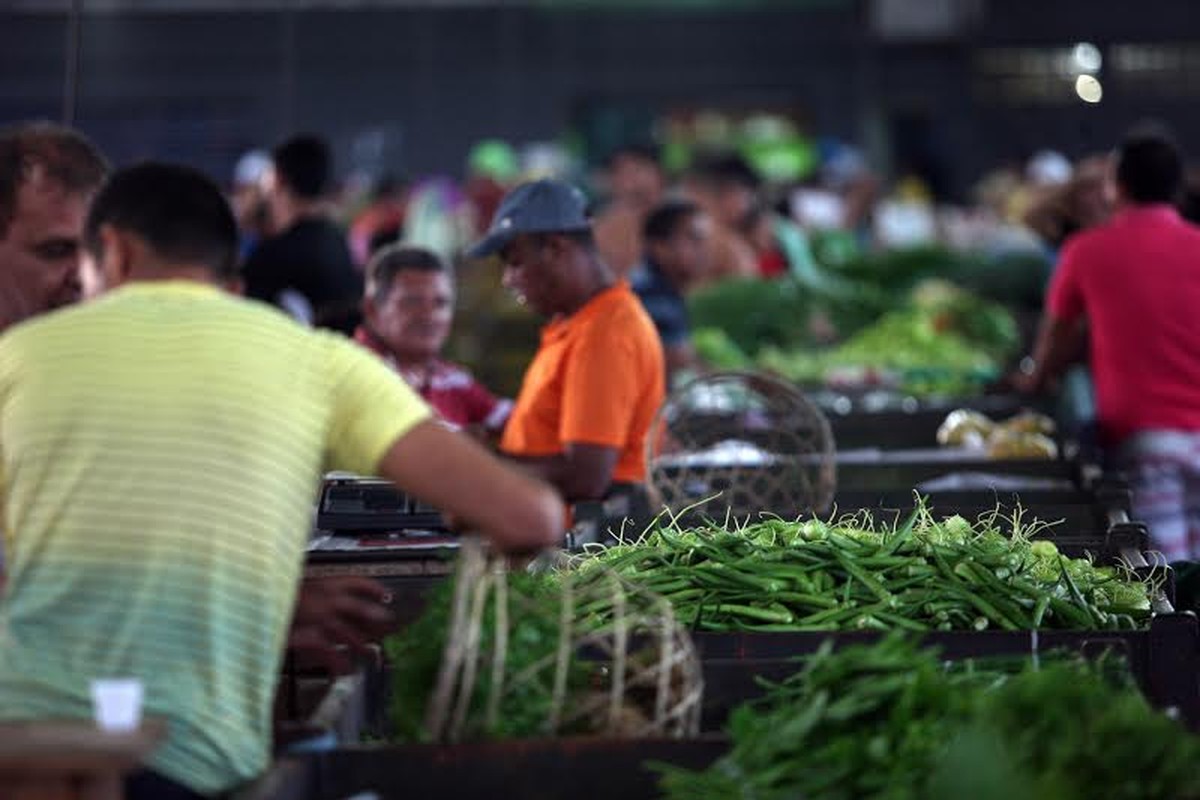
[359,326,437,371]
[122,265,221,287]
[275,199,326,232]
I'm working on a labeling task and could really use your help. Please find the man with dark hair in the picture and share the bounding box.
[470,179,665,503]
[0,121,108,330]
[0,122,107,585]
[355,243,510,432]
[631,200,711,379]
[242,133,361,332]
[686,152,820,282]
[593,143,666,279]
[1018,124,1200,560]
[0,163,564,798]
[683,154,761,280]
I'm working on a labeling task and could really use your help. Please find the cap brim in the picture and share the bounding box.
[466,228,517,259]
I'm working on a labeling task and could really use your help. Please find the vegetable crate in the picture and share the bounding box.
[824,395,1036,451]
[275,660,387,753]
[835,455,1089,493]
[693,612,1200,731]
[236,738,728,800]
[305,547,455,629]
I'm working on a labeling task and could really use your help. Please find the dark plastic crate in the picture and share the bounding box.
[695,612,1200,731]
[836,457,1081,492]
[238,738,728,800]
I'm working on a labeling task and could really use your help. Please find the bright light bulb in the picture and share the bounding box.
[1075,74,1104,103]
[1072,42,1103,74]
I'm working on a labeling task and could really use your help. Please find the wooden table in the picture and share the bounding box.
[0,720,165,800]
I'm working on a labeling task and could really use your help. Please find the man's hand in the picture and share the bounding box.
[287,576,394,674]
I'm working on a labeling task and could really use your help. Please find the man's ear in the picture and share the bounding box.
[97,224,135,288]
[362,296,378,328]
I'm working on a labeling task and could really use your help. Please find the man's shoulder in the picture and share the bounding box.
[578,286,663,349]
[1060,222,1118,262]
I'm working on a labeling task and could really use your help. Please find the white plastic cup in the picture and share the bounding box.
[90,678,144,732]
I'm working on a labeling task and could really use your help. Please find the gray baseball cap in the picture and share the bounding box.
[467,178,591,259]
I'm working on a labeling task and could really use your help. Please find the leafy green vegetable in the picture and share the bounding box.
[384,573,595,742]
[687,278,811,356]
[657,636,1200,800]
[692,327,751,370]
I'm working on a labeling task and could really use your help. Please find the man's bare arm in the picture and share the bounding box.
[377,419,566,552]
[507,442,620,503]
[1015,314,1087,394]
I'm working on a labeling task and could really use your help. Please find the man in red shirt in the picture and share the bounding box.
[1019,125,1200,560]
[356,244,511,433]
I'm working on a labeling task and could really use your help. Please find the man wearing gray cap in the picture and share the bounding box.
[470,179,665,503]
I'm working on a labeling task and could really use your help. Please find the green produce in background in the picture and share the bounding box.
[692,327,751,370]
[758,308,1002,396]
[657,636,1200,800]
[687,278,811,356]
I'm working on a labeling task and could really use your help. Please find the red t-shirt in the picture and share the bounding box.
[353,327,511,431]
[1047,205,1200,444]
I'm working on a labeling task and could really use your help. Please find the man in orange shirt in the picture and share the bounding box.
[469,179,665,503]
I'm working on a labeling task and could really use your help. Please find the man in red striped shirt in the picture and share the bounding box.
[356,244,511,433]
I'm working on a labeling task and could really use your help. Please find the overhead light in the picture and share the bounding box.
[1075,74,1104,103]
[1072,42,1103,74]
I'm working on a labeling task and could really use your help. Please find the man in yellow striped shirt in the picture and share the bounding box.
[0,162,564,798]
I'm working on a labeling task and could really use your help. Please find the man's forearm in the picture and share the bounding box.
[504,445,618,503]
[1025,314,1087,391]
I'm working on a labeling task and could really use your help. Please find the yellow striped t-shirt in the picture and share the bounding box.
[0,281,429,794]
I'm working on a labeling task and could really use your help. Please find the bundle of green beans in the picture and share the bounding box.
[571,505,1156,632]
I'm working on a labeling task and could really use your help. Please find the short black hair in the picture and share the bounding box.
[605,143,661,171]
[0,121,108,237]
[1116,124,1184,204]
[691,153,762,192]
[367,244,448,304]
[85,162,239,278]
[272,134,333,199]
[644,200,701,243]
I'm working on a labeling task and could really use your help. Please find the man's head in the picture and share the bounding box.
[644,200,711,290]
[469,179,612,318]
[264,134,333,229]
[83,162,239,292]
[0,122,108,329]
[685,154,762,229]
[1115,124,1184,206]
[605,144,664,211]
[363,245,453,364]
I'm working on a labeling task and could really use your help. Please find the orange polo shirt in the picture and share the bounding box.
[501,281,665,484]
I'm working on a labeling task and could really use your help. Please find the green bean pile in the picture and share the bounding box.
[572,508,1156,632]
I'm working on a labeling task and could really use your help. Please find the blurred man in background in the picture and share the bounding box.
[1018,125,1200,561]
[242,134,361,332]
[683,154,762,281]
[470,179,665,505]
[356,243,511,434]
[593,143,666,279]
[631,200,711,380]
[0,122,107,332]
